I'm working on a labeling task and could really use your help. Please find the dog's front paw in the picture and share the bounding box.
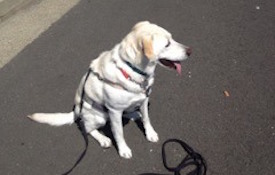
[98,137,112,148]
[146,128,159,143]
[118,144,132,159]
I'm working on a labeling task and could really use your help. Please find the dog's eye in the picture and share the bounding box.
[165,41,171,48]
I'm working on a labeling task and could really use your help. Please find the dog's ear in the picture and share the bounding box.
[141,35,155,60]
[132,21,150,31]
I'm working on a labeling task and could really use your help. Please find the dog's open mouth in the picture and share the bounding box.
[159,59,182,75]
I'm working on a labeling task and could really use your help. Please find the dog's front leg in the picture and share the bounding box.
[140,98,159,142]
[108,108,132,159]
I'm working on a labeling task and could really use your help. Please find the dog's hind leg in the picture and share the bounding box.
[90,130,112,148]
[82,113,112,148]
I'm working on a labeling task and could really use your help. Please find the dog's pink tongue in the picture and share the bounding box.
[174,62,182,75]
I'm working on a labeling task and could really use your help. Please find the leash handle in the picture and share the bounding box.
[162,139,207,175]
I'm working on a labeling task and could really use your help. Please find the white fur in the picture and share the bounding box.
[28,112,74,126]
[28,21,190,159]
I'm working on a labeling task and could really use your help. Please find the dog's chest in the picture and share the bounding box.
[105,87,147,111]
[125,94,146,111]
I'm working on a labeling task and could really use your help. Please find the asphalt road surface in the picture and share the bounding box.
[0,0,274,175]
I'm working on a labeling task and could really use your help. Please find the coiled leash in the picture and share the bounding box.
[161,139,207,175]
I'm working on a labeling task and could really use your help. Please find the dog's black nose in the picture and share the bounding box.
[186,47,192,56]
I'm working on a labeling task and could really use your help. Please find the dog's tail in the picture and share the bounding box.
[27,112,75,126]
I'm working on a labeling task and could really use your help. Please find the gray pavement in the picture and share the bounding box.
[0,0,274,175]
[0,0,35,22]
[0,0,80,68]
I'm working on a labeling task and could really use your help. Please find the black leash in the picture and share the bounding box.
[62,68,92,175]
[162,139,207,175]
[62,118,88,175]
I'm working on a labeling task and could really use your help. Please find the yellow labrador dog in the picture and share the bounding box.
[28,21,191,159]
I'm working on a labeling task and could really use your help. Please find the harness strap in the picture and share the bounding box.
[83,93,141,115]
[90,68,126,90]
[83,94,109,113]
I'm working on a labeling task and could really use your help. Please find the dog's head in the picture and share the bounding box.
[120,21,191,75]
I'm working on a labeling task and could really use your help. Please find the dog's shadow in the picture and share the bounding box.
[98,113,145,150]
[98,114,171,175]
[99,102,151,148]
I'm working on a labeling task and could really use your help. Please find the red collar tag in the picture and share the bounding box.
[120,68,130,79]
